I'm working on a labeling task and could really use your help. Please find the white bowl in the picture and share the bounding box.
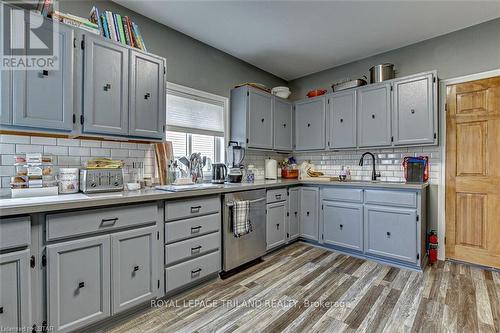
[272,86,290,92]
[126,182,140,191]
[274,90,291,99]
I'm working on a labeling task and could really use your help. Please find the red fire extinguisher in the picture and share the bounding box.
[428,231,438,265]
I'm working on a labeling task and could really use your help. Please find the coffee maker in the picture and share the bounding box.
[226,141,245,183]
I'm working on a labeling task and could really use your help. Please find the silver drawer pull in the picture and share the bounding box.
[191,245,202,254]
[190,206,202,213]
[191,268,202,278]
[191,226,202,234]
[275,194,282,200]
[100,217,118,227]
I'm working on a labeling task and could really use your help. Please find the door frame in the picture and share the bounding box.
[438,68,500,260]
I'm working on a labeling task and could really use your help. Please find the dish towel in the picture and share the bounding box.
[232,200,252,237]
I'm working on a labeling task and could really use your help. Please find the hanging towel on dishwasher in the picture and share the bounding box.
[232,200,252,237]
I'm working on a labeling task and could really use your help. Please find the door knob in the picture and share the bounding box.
[410,109,415,114]
[103,83,111,91]
[307,123,311,127]
[340,118,344,123]
[386,232,391,238]
[261,118,265,123]
[144,92,151,100]
[283,123,286,128]
[306,211,310,216]
[276,223,280,230]
[371,114,376,119]
[339,224,343,230]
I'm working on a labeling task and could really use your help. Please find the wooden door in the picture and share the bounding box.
[446,76,500,268]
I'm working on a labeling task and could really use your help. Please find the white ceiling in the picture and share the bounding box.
[114,0,500,80]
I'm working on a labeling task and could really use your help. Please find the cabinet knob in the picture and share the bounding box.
[38,70,49,78]
[276,223,280,230]
[340,118,344,123]
[191,268,202,278]
[191,245,202,254]
[190,206,201,213]
[411,109,415,114]
[261,118,265,123]
[78,282,85,289]
[191,226,202,233]
[144,92,151,100]
[294,212,297,216]
[283,123,286,128]
[386,231,391,238]
[307,123,311,127]
[339,224,343,230]
[306,211,310,216]
[103,83,111,91]
[133,265,140,272]
[371,114,376,119]
[0,307,3,314]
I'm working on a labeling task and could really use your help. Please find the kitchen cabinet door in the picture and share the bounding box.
[273,97,293,151]
[364,205,418,264]
[393,73,436,145]
[287,187,300,241]
[129,51,165,139]
[83,34,128,136]
[295,97,326,151]
[11,22,74,131]
[266,202,287,250]
[0,249,30,331]
[111,226,159,314]
[248,89,273,149]
[329,90,357,149]
[0,69,11,125]
[46,235,111,333]
[323,201,363,251]
[357,83,392,147]
[300,187,319,241]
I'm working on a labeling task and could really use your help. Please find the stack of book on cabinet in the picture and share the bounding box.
[52,10,100,35]
[89,6,147,51]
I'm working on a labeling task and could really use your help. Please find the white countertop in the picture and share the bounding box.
[0,179,427,217]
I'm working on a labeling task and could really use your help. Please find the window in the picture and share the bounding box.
[165,83,228,163]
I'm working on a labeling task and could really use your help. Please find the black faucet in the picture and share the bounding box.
[359,152,381,181]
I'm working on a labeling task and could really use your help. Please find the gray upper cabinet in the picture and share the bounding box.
[329,90,356,149]
[357,83,392,147]
[266,201,287,250]
[83,34,129,136]
[47,235,111,333]
[8,18,74,131]
[111,226,159,314]
[323,201,363,251]
[0,68,12,126]
[0,249,30,331]
[129,51,166,139]
[364,205,418,264]
[287,187,300,240]
[392,72,436,145]
[295,97,326,151]
[230,86,273,149]
[273,97,293,151]
[300,187,319,241]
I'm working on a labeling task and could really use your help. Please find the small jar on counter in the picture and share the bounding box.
[58,168,79,194]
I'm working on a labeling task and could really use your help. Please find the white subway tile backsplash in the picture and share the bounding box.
[16,144,44,153]
[0,134,30,144]
[111,149,129,158]
[44,145,68,155]
[81,140,101,148]
[0,165,16,176]
[57,156,82,166]
[101,141,122,148]
[129,150,145,158]
[68,147,91,156]
[1,155,15,165]
[121,142,137,149]
[56,138,80,146]
[31,136,57,145]
[90,148,110,157]
[0,143,15,154]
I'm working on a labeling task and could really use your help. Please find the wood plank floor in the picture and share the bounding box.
[106,243,500,333]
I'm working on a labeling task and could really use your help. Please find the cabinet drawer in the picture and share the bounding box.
[266,188,287,203]
[364,190,417,208]
[322,187,363,203]
[165,251,220,293]
[165,231,220,265]
[165,196,220,221]
[364,206,418,264]
[165,213,220,244]
[46,203,158,241]
[0,217,30,251]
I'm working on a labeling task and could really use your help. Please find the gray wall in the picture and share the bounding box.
[60,0,287,98]
[289,18,500,99]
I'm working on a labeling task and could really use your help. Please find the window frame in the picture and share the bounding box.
[166,82,229,162]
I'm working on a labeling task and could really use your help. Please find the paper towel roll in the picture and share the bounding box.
[265,159,277,180]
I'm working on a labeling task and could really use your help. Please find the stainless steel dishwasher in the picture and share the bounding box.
[222,189,266,273]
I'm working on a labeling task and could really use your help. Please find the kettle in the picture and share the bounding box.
[211,163,227,184]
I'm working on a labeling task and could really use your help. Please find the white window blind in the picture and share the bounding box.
[166,90,225,137]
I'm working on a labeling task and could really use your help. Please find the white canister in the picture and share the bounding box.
[58,168,79,194]
[265,159,277,180]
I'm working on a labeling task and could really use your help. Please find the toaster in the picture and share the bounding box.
[80,168,124,193]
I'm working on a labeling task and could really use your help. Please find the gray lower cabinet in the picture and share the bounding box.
[287,187,300,241]
[46,235,111,333]
[266,201,287,250]
[299,187,319,241]
[83,34,129,136]
[322,201,363,251]
[329,90,357,149]
[364,205,418,264]
[0,249,31,331]
[392,72,436,145]
[129,51,166,139]
[8,20,74,131]
[111,226,159,314]
[295,97,326,150]
[273,97,293,151]
[357,83,392,147]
